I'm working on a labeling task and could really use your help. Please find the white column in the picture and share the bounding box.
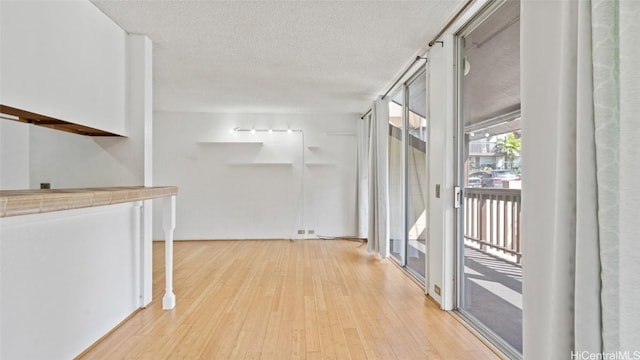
[132,201,142,308]
[162,195,176,310]
[140,199,153,307]
[128,34,153,306]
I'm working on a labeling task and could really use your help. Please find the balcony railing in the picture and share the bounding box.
[464,187,522,265]
[468,142,497,155]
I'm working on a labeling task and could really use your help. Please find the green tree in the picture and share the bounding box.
[496,132,521,170]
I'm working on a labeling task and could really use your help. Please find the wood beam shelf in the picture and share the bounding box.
[0,104,122,137]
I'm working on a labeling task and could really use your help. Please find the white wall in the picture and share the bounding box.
[423,0,492,310]
[24,34,152,190]
[127,35,155,306]
[0,2,152,191]
[29,126,142,188]
[0,121,29,189]
[153,112,358,240]
[1,203,142,359]
[0,4,155,356]
[426,34,456,309]
[0,0,128,135]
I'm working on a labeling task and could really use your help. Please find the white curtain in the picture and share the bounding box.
[594,0,640,351]
[522,1,640,358]
[356,114,371,239]
[367,97,389,257]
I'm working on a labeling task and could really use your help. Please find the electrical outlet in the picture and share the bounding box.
[297,229,305,235]
[307,230,315,235]
[434,285,441,295]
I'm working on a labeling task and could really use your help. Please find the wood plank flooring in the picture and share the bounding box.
[78,240,499,359]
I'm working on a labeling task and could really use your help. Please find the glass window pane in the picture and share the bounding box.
[388,90,404,263]
[460,0,522,354]
[406,72,427,279]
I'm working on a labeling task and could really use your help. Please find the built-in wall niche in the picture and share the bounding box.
[0,105,122,136]
[305,163,337,167]
[195,141,264,145]
[197,133,294,166]
[325,131,356,136]
[304,143,339,167]
[196,128,347,167]
[227,162,293,167]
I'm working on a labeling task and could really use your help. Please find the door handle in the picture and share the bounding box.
[454,186,462,209]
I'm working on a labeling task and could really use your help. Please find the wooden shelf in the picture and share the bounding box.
[0,104,122,137]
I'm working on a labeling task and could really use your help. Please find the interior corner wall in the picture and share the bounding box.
[28,34,152,190]
[427,34,456,309]
[28,127,141,188]
[0,0,128,135]
[0,121,30,190]
[152,111,358,241]
[1,0,152,190]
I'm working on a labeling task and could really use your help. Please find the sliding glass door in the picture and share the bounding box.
[456,0,522,356]
[406,71,428,278]
[388,68,428,281]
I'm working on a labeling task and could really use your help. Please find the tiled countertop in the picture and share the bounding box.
[0,186,178,218]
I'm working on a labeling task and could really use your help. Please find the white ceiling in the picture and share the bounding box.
[91,0,462,114]
[462,0,520,126]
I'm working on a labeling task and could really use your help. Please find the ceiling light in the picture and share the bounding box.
[485,133,490,137]
[229,128,235,134]
[470,132,475,137]
[287,128,293,134]
[268,128,273,134]
[251,128,256,135]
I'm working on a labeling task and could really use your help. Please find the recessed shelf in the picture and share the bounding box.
[196,141,263,145]
[325,131,356,137]
[305,163,337,167]
[227,162,292,167]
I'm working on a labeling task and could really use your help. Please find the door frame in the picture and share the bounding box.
[387,65,429,285]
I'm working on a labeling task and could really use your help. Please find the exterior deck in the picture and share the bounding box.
[462,187,522,352]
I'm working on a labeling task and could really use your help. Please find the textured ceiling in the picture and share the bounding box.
[91,0,462,114]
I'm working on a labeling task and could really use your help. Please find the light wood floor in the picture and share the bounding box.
[79,240,499,359]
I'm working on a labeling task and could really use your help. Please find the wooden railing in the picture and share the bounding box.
[464,188,522,265]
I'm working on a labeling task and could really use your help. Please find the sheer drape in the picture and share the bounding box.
[593,0,640,351]
[356,114,370,239]
[522,1,640,358]
[366,98,389,257]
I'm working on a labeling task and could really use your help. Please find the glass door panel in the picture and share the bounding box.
[406,71,427,279]
[388,90,405,263]
[457,0,522,355]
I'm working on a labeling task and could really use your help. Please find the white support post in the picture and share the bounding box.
[162,195,176,310]
[140,199,153,307]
